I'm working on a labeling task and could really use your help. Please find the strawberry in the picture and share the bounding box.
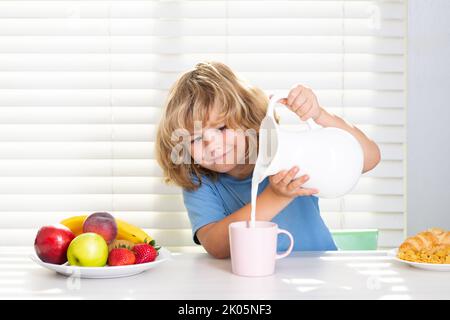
[133,243,158,264]
[108,248,136,266]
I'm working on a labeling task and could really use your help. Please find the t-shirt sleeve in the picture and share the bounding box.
[182,182,226,245]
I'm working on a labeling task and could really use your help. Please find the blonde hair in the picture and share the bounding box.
[155,61,269,191]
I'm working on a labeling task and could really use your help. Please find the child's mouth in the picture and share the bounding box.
[214,149,232,162]
[205,148,234,164]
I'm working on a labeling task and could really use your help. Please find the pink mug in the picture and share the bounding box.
[229,221,294,277]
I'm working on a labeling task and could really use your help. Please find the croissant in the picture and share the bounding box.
[398,228,450,264]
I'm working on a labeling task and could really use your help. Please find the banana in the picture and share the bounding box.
[59,215,152,244]
[60,215,87,236]
[108,239,135,252]
[116,218,153,244]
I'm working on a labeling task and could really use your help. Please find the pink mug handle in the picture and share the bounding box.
[275,229,294,260]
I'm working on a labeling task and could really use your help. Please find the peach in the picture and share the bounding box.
[82,212,117,244]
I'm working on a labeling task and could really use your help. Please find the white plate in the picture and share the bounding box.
[388,249,450,272]
[30,247,172,279]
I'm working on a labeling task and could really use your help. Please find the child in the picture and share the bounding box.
[156,61,381,259]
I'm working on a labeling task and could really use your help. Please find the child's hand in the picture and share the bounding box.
[268,166,319,199]
[277,84,323,122]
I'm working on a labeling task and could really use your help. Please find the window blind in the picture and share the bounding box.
[0,0,405,251]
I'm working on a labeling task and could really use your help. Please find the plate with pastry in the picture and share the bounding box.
[388,228,450,271]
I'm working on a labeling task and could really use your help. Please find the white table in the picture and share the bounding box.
[1,247,448,300]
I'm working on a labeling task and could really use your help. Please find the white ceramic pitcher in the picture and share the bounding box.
[254,92,364,198]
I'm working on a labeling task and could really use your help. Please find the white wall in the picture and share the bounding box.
[407,0,450,235]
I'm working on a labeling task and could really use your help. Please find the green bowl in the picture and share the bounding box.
[331,229,379,250]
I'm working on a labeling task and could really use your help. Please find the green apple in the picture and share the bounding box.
[67,233,108,267]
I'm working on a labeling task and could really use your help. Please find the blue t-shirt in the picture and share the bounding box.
[182,171,337,252]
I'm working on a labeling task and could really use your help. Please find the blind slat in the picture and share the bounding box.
[0,36,405,55]
[377,230,404,248]
[0,211,191,229]
[0,53,405,73]
[0,1,405,20]
[0,19,405,37]
[339,212,404,229]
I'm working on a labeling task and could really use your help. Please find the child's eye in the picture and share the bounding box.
[191,126,226,143]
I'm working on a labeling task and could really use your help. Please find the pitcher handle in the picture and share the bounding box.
[267,91,322,130]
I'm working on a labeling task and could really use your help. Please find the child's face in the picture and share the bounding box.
[189,105,249,173]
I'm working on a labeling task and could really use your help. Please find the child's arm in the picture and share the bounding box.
[280,85,381,173]
[197,166,317,259]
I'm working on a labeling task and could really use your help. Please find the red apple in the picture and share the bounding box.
[34,225,75,264]
[82,212,117,244]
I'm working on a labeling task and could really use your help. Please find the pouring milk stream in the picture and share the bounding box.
[249,92,364,228]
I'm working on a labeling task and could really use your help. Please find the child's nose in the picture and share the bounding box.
[205,145,225,160]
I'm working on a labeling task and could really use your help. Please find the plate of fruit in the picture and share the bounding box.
[31,212,171,279]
